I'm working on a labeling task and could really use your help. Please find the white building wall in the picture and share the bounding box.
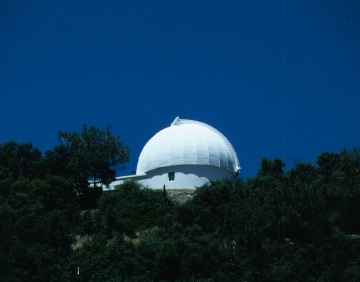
[137,165,233,189]
[104,174,147,190]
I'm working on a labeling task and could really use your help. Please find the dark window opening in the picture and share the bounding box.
[168,172,175,181]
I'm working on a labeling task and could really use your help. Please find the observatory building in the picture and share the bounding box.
[108,117,240,189]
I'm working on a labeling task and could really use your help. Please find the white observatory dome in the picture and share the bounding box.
[136,117,240,177]
[107,117,241,189]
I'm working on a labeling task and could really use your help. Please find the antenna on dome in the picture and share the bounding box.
[171,116,180,126]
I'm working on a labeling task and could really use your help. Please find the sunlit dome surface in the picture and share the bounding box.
[136,117,240,176]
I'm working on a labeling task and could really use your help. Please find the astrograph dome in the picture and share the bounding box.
[136,117,240,177]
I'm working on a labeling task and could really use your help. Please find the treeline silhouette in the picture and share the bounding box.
[1,139,360,281]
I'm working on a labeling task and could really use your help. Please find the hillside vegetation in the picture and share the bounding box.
[1,135,360,281]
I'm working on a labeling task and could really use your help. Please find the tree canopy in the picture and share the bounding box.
[46,125,130,208]
[1,132,360,281]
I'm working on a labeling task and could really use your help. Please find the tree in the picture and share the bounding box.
[46,125,130,208]
[0,173,79,281]
[0,141,45,181]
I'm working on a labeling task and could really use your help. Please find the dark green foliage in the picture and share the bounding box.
[0,176,78,281]
[0,142,46,197]
[46,125,130,209]
[80,181,174,238]
[57,124,130,186]
[1,141,360,281]
[0,141,78,281]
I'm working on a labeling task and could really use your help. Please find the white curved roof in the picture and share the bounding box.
[136,117,240,177]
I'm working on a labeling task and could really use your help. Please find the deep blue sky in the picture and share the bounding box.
[1,1,359,180]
